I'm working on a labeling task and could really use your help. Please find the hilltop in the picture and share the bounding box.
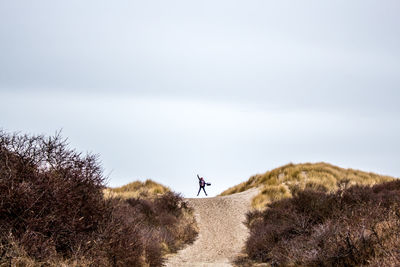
[234,164,400,266]
[104,179,170,199]
[220,162,395,209]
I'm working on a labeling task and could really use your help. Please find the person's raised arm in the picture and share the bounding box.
[197,174,200,180]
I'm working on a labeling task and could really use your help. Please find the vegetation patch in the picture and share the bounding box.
[220,162,394,209]
[242,180,400,266]
[104,179,170,199]
[0,131,197,267]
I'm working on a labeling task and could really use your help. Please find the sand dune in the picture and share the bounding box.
[165,188,259,267]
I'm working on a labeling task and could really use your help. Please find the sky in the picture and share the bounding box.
[1,0,399,197]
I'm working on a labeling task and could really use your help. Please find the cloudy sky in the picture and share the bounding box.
[1,0,399,197]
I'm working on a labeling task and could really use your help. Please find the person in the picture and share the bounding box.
[197,174,208,196]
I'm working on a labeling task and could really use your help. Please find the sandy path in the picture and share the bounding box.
[165,188,259,267]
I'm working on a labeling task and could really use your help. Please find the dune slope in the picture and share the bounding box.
[165,188,259,267]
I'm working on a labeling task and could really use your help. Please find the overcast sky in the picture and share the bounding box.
[1,0,399,197]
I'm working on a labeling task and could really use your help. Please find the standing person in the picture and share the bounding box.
[197,174,208,196]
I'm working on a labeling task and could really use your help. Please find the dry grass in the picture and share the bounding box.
[0,236,93,267]
[220,162,395,209]
[104,179,170,199]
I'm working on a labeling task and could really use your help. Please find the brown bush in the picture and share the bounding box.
[0,131,106,260]
[244,180,400,266]
[0,131,197,266]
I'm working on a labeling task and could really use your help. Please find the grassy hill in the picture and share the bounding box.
[220,162,395,209]
[104,179,170,199]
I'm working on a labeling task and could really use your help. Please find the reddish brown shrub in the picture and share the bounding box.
[0,131,106,259]
[0,131,197,266]
[245,180,400,266]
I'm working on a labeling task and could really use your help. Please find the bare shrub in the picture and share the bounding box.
[0,130,197,266]
[0,131,106,260]
[244,180,400,266]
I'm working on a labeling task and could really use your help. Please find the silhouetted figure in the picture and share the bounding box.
[197,174,208,196]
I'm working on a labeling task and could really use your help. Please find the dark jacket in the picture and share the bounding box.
[198,175,206,187]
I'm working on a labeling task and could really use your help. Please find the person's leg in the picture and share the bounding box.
[197,186,201,196]
[202,186,207,196]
